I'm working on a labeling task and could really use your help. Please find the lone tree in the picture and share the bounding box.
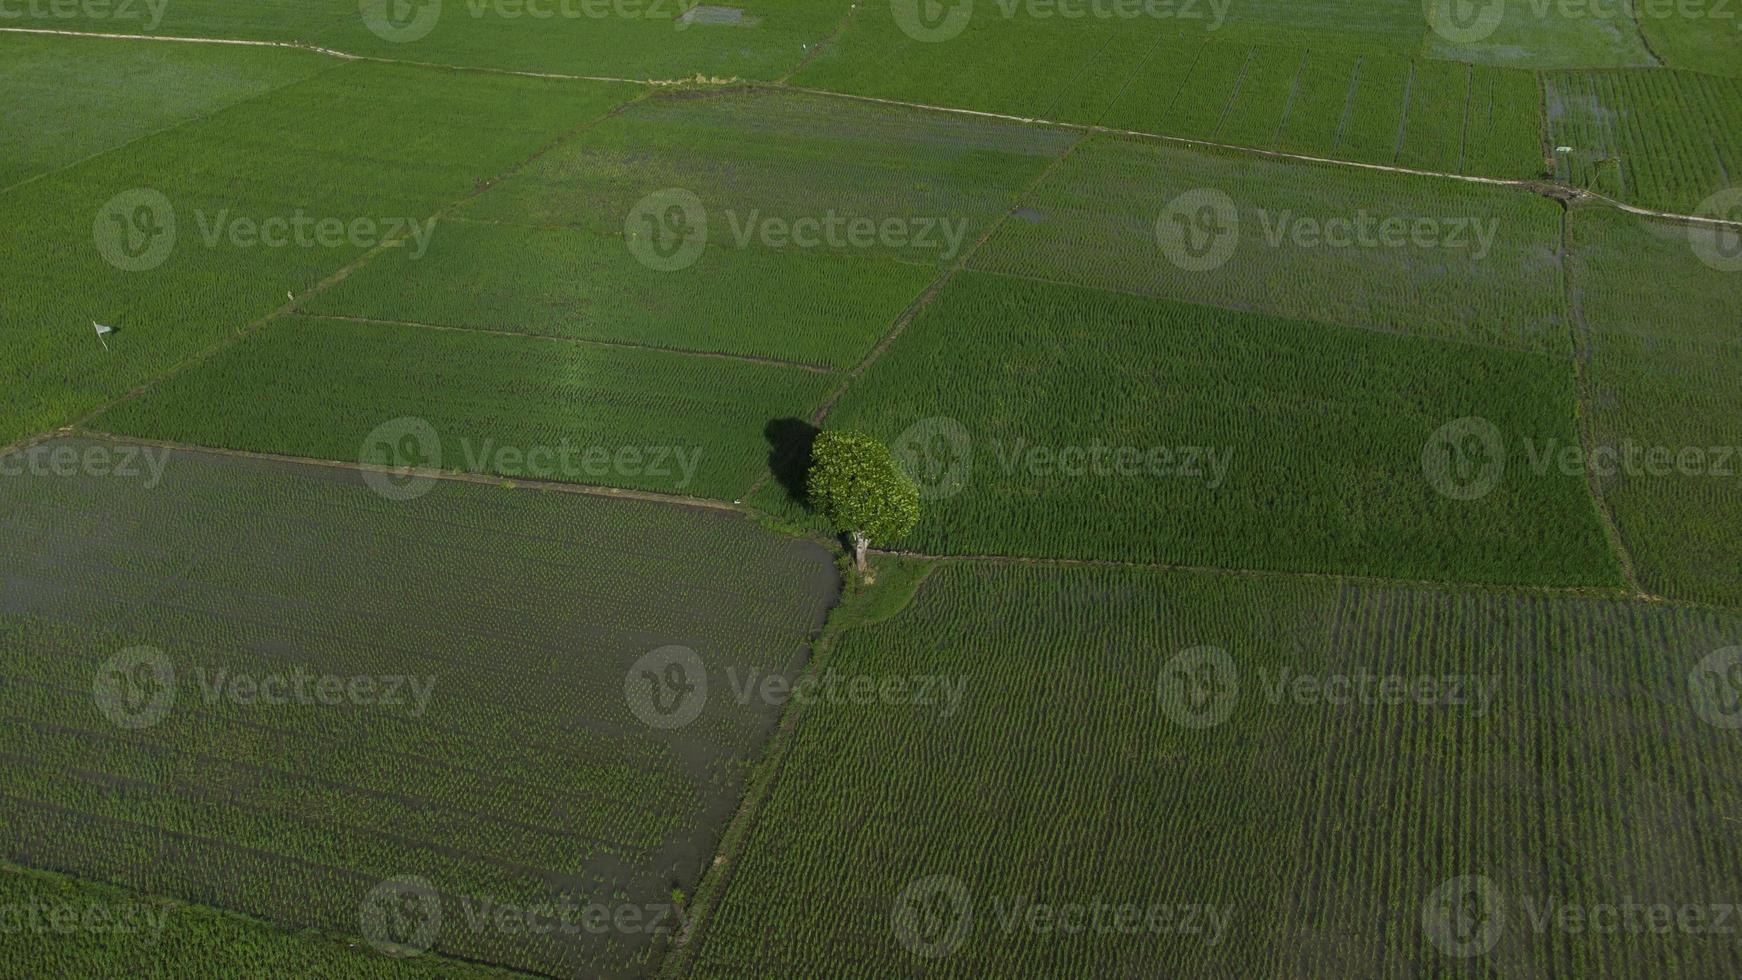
[806,430,920,578]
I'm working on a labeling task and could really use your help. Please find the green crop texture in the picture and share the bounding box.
[691,561,1742,976]
[0,36,331,192]
[463,87,1077,259]
[1423,0,1657,68]
[0,439,839,977]
[973,136,1571,353]
[0,862,514,977]
[818,271,1619,586]
[0,48,638,447]
[1640,5,1742,77]
[91,316,840,499]
[1569,204,1742,605]
[4,0,856,81]
[1546,69,1742,214]
[302,217,935,370]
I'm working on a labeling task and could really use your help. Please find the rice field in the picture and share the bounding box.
[89,315,840,500]
[0,861,510,977]
[4,0,855,81]
[0,35,330,192]
[0,43,637,448]
[1546,69,1742,214]
[0,439,838,977]
[805,271,1618,586]
[797,29,1545,180]
[971,136,1571,353]
[1568,204,1742,606]
[461,87,1077,263]
[8,15,1741,980]
[301,217,933,370]
[686,560,1742,977]
[1421,0,1657,68]
[1639,6,1742,77]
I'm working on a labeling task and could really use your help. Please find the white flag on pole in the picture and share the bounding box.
[93,321,114,351]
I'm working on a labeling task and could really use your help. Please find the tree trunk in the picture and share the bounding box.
[851,531,869,573]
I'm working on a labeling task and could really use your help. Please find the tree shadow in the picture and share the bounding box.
[764,417,819,506]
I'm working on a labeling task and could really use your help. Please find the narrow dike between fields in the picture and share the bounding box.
[658,558,936,977]
[1556,203,1649,599]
